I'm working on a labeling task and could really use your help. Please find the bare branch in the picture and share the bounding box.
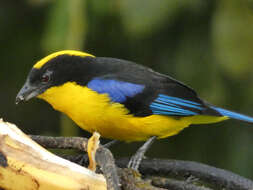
[30,135,88,151]
[30,135,121,190]
[30,135,253,190]
[117,158,253,190]
[151,177,212,190]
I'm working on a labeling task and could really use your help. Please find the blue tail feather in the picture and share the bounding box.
[211,106,253,123]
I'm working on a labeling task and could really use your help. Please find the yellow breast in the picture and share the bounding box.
[38,82,227,142]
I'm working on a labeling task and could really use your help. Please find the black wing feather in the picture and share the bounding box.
[92,57,221,117]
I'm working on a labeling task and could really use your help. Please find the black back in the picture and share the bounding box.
[29,55,221,117]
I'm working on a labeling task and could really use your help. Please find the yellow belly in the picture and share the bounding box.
[38,82,228,142]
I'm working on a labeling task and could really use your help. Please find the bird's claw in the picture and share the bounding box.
[127,153,143,171]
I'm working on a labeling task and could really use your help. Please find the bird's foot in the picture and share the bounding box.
[127,136,156,171]
[78,139,118,167]
[87,132,101,171]
[127,153,146,171]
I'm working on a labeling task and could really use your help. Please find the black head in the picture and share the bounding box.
[16,50,95,104]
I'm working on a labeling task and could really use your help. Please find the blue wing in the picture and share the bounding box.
[150,94,253,122]
[87,79,253,121]
[87,78,145,103]
[150,94,205,116]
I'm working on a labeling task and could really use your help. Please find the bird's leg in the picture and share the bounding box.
[127,136,156,171]
[103,140,118,148]
[87,132,101,171]
[78,139,118,167]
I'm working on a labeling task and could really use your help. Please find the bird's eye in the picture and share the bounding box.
[41,74,50,83]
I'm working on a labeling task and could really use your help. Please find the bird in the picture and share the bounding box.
[16,50,253,170]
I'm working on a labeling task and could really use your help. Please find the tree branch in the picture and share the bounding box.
[151,176,212,190]
[30,135,88,151]
[30,135,121,190]
[117,158,253,190]
[96,146,121,190]
[30,135,253,190]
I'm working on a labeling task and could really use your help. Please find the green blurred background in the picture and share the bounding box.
[1,0,253,179]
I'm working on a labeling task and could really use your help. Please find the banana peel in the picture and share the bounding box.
[0,119,106,190]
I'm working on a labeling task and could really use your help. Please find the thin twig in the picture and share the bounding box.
[96,147,121,190]
[30,135,88,151]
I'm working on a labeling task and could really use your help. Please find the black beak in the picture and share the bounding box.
[16,81,39,104]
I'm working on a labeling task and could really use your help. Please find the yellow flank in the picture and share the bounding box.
[33,50,95,69]
[38,82,229,142]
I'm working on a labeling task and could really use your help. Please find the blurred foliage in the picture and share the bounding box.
[1,0,253,179]
[42,0,86,137]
